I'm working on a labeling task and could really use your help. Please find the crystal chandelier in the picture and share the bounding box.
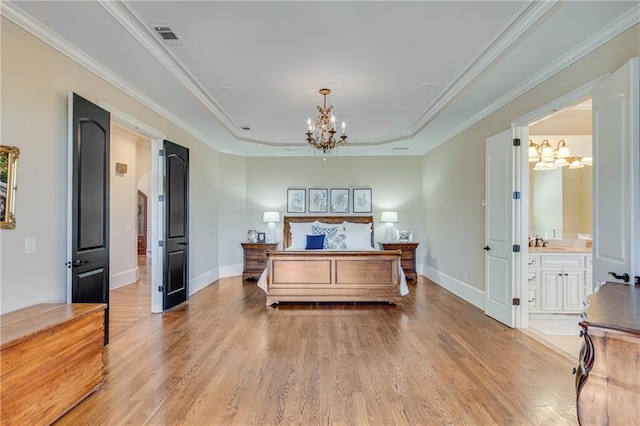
[306,88,347,157]
[528,139,593,171]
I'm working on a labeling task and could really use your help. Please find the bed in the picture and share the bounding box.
[256,215,408,306]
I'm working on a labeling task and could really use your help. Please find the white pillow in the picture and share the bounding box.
[288,230,304,249]
[289,221,318,234]
[342,221,372,233]
[345,230,372,249]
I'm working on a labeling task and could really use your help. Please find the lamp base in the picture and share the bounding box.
[267,223,276,243]
[385,224,395,241]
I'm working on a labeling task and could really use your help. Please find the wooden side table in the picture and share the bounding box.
[241,242,278,280]
[378,241,419,281]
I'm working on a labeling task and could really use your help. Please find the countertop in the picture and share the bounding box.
[529,246,592,253]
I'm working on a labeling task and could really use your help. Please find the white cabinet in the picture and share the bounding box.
[528,253,592,313]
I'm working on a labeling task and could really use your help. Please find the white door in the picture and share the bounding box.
[592,57,639,287]
[485,129,516,326]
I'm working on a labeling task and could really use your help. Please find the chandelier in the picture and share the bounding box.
[528,139,593,171]
[306,88,347,157]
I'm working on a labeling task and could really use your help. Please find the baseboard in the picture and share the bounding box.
[190,268,219,296]
[421,264,485,309]
[219,264,243,278]
[110,268,138,290]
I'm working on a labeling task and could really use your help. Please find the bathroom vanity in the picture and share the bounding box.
[527,247,592,313]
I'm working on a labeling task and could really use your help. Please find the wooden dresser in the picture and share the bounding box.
[575,282,640,425]
[378,241,418,281]
[241,242,278,280]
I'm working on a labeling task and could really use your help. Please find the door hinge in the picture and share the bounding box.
[635,276,639,285]
[158,286,164,292]
[512,298,521,306]
[159,149,164,156]
[513,191,521,200]
[159,240,164,247]
[513,244,521,252]
[159,194,165,202]
[513,138,521,147]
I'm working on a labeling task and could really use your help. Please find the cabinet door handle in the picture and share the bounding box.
[483,246,491,251]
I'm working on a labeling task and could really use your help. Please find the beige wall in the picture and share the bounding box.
[422,24,638,304]
[246,156,424,253]
[110,127,138,289]
[0,18,227,313]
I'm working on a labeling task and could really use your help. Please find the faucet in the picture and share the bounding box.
[535,237,544,247]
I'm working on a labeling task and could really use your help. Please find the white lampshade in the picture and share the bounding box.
[380,211,398,223]
[262,211,281,223]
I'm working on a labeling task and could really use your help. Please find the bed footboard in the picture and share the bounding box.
[265,250,402,305]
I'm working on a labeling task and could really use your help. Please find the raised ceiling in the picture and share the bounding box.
[3,1,638,157]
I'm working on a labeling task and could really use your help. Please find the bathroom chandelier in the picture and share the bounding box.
[528,139,593,171]
[306,88,347,157]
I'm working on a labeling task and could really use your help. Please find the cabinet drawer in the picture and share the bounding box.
[401,259,413,271]
[400,251,414,261]
[528,288,540,312]
[586,255,593,269]
[527,271,538,286]
[528,256,538,267]
[540,255,584,268]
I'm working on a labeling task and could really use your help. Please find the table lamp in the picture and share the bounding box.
[262,211,281,243]
[381,211,398,241]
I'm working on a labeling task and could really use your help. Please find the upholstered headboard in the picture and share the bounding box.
[283,216,374,249]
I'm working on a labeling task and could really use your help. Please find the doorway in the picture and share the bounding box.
[526,99,593,349]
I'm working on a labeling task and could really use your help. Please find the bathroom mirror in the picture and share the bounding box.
[0,145,20,229]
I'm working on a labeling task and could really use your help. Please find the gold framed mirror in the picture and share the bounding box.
[1,145,20,229]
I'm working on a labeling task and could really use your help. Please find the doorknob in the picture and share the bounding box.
[483,246,491,251]
[608,272,630,283]
[65,260,91,269]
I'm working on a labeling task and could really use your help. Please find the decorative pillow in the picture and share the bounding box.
[305,234,325,250]
[325,233,347,250]
[344,230,372,249]
[342,221,372,232]
[312,225,339,249]
[289,221,319,249]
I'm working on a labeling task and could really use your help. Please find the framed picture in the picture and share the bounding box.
[287,188,306,213]
[352,188,372,213]
[257,232,266,243]
[330,188,349,213]
[396,230,413,242]
[0,145,20,229]
[308,188,328,213]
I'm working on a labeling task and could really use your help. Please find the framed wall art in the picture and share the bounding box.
[352,188,372,213]
[287,188,306,213]
[330,188,349,213]
[308,188,328,213]
[0,145,20,229]
[396,230,413,242]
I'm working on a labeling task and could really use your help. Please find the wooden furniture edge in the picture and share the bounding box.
[1,303,107,350]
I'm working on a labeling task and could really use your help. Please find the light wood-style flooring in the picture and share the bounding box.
[57,262,578,425]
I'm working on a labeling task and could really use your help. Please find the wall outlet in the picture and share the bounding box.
[25,237,36,254]
[463,272,468,282]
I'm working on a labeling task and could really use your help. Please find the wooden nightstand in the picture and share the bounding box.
[378,241,419,281]
[241,242,278,280]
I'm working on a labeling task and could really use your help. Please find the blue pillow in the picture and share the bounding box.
[305,234,325,250]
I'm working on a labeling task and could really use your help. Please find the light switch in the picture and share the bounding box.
[25,237,36,254]
[126,225,132,233]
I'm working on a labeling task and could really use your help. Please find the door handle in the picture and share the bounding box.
[65,260,91,269]
[483,246,491,251]
[608,272,630,283]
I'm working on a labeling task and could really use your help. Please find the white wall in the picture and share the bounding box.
[218,154,247,277]
[0,18,228,314]
[245,156,423,257]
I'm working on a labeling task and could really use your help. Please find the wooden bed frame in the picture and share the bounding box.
[264,216,402,305]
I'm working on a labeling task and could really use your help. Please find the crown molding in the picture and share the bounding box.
[409,0,558,135]
[421,3,640,155]
[1,0,220,151]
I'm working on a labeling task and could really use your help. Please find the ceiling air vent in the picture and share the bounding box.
[152,25,185,46]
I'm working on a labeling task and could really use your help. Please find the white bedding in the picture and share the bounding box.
[256,248,409,297]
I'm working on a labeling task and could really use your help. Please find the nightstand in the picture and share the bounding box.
[378,241,419,281]
[241,242,278,280]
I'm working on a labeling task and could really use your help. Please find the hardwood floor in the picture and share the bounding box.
[57,266,578,425]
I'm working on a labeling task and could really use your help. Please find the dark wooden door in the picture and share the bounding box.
[163,140,189,310]
[69,93,110,345]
